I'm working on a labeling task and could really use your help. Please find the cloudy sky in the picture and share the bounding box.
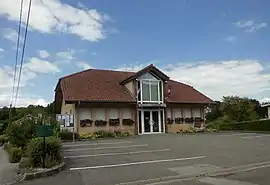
[0,0,269,107]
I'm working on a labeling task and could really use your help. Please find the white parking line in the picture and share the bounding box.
[63,141,133,147]
[63,144,148,152]
[70,156,205,171]
[116,161,270,185]
[64,149,171,159]
[219,133,257,137]
[241,135,270,139]
[199,177,257,185]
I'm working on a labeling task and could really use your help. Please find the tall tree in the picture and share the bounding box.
[205,101,223,122]
[221,96,258,122]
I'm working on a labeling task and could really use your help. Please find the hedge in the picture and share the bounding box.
[219,119,270,131]
[59,130,79,141]
[27,136,62,168]
[8,147,22,163]
[4,143,22,163]
[0,134,8,145]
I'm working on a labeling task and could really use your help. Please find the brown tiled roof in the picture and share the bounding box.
[165,80,212,103]
[57,68,212,104]
[59,69,136,102]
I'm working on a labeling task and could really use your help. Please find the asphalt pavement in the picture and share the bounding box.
[15,132,270,185]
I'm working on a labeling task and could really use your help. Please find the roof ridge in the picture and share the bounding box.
[168,79,193,88]
[60,68,136,80]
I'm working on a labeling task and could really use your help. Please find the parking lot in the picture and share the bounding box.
[18,132,270,185]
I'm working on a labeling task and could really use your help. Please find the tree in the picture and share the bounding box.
[220,96,258,122]
[205,101,223,122]
[45,102,55,114]
[250,99,267,118]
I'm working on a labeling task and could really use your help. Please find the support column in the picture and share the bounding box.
[105,108,109,131]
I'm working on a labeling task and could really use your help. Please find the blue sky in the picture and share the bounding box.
[0,0,269,107]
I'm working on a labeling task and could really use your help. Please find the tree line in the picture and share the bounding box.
[0,102,54,134]
[206,96,268,123]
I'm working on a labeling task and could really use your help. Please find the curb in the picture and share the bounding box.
[79,135,137,141]
[21,162,66,181]
[62,135,137,143]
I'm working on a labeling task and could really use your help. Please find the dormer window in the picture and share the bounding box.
[137,73,163,103]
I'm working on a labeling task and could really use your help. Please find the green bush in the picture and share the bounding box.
[79,133,92,139]
[8,147,22,163]
[219,119,270,131]
[27,137,62,168]
[0,134,8,145]
[206,116,231,130]
[59,130,79,141]
[94,130,108,138]
[7,120,36,148]
[4,143,12,152]
[80,131,132,139]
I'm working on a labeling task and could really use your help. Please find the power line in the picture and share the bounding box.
[14,0,33,107]
[9,0,24,118]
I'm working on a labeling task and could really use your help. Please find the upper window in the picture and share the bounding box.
[138,73,163,103]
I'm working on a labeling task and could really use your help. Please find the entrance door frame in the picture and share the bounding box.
[138,109,165,135]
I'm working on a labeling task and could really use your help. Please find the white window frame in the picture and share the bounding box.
[138,73,163,104]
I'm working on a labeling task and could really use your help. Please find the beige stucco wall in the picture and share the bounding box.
[167,124,192,133]
[61,100,76,115]
[124,80,135,96]
[77,107,136,135]
[61,100,77,132]
[268,107,270,119]
[166,106,205,133]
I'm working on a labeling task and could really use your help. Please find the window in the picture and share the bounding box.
[109,108,118,119]
[92,108,106,120]
[183,108,192,118]
[122,108,132,119]
[192,108,201,117]
[142,81,150,101]
[138,73,163,103]
[78,108,91,120]
[174,108,182,118]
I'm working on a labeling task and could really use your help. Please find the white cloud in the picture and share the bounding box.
[0,64,37,107]
[0,91,49,107]
[246,22,267,33]
[0,48,4,52]
[56,49,76,60]
[260,98,270,103]
[165,60,270,100]
[234,20,254,28]
[0,0,111,42]
[117,60,270,101]
[76,61,92,70]
[24,57,60,73]
[0,65,36,89]
[1,28,23,43]
[115,62,154,72]
[225,36,237,43]
[38,50,50,58]
[234,20,267,33]
[0,59,55,107]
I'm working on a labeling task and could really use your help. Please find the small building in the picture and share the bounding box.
[54,64,213,135]
[262,103,270,119]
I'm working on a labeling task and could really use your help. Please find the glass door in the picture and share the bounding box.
[152,111,160,132]
[142,110,161,134]
[143,111,151,133]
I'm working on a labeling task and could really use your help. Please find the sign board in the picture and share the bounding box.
[56,114,74,127]
[36,125,54,137]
